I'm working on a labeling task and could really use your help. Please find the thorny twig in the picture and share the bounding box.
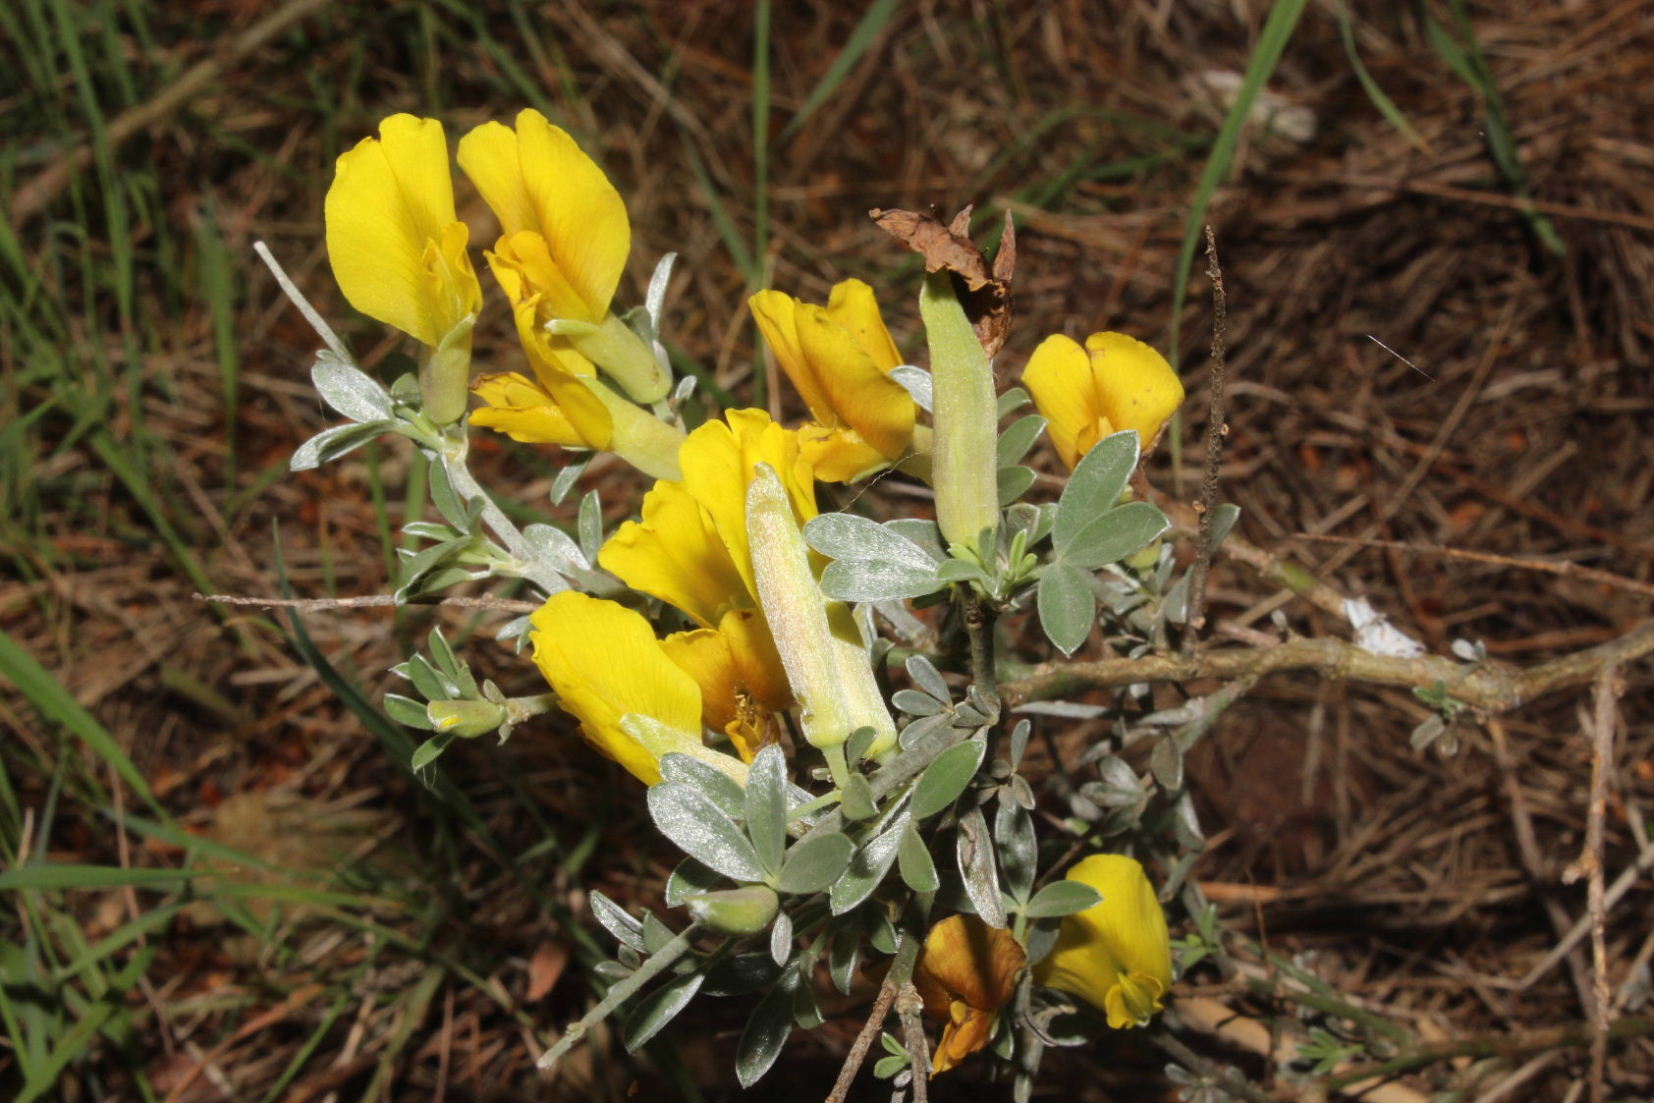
[1184,225,1228,651]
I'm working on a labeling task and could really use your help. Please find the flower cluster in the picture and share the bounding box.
[310,109,1192,1088]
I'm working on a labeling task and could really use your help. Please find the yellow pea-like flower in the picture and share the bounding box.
[530,592,746,787]
[1023,332,1185,471]
[661,609,793,761]
[749,279,917,482]
[458,109,668,403]
[1033,854,1174,1029]
[912,915,1027,1074]
[324,114,482,424]
[600,477,751,631]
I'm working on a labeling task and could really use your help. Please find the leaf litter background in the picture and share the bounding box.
[0,1,1649,1100]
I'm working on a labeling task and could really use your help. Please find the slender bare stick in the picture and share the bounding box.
[896,981,931,1103]
[1184,226,1229,651]
[825,979,899,1103]
[1564,670,1624,1103]
[196,592,542,614]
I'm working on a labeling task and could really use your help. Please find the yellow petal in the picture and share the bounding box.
[326,114,481,346]
[459,109,629,322]
[661,609,791,761]
[1084,332,1184,452]
[797,425,893,484]
[488,230,598,330]
[678,410,818,600]
[530,592,704,786]
[470,372,593,447]
[824,278,902,371]
[794,302,914,462]
[1022,333,1102,472]
[600,479,750,629]
[1033,854,1173,1027]
[750,285,914,471]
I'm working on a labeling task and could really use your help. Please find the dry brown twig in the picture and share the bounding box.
[1183,225,1229,653]
[195,593,543,615]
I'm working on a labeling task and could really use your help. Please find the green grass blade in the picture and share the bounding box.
[15,943,155,1103]
[0,865,201,891]
[0,627,162,816]
[1168,0,1309,368]
[1338,7,1428,153]
[778,0,905,140]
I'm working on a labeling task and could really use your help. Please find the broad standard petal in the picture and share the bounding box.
[530,592,705,786]
[1034,854,1173,1030]
[1084,332,1185,452]
[1021,332,1103,472]
[326,114,480,346]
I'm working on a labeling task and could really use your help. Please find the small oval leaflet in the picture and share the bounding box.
[911,739,986,820]
[1023,879,1103,918]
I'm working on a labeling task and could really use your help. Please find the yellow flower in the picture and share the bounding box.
[1022,332,1185,471]
[676,409,818,603]
[749,280,917,481]
[660,609,793,761]
[458,109,668,403]
[600,478,751,630]
[324,114,482,424]
[912,915,1027,1074]
[530,592,747,786]
[1033,854,1173,1029]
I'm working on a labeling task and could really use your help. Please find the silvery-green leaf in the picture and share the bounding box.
[548,455,590,505]
[891,689,943,717]
[589,890,647,952]
[745,745,788,877]
[736,972,798,1088]
[427,627,476,697]
[384,693,434,730]
[776,832,854,895]
[829,816,906,914]
[289,420,390,471]
[1150,735,1184,791]
[1172,790,1204,849]
[911,740,985,820]
[1163,572,1191,623]
[899,712,953,753]
[956,806,1006,928]
[1209,502,1241,550]
[410,733,453,772]
[868,909,898,954]
[935,557,990,585]
[1008,718,1031,768]
[665,858,723,906]
[820,558,944,602]
[1020,879,1094,921]
[1060,502,1169,570]
[792,970,823,1028]
[403,653,457,702]
[1054,430,1139,553]
[874,1055,907,1079]
[1038,563,1095,656]
[523,522,588,575]
[769,909,793,966]
[803,513,937,570]
[648,782,765,882]
[889,364,933,412]
[844,725,877,766]
[997,465,1036,507]
[659,753,746,821]
[644,251,677,334]
[996,386,1031,418]
[905,654,951,702]
[829,918,862,994]
[393,537,471,604]
[642,911,677,954]
[577,490,604,564]
[312,350,392,423]
[997,414,1048,467]
[896,819,939,893]
[624,972,704,1051]
[426,460,470,529]
[995,794,1036,903]
[401,521,458,542]
[884,519,946,562]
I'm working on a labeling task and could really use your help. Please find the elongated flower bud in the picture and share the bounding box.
[920,272,998,556]
[746,465,895,755]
